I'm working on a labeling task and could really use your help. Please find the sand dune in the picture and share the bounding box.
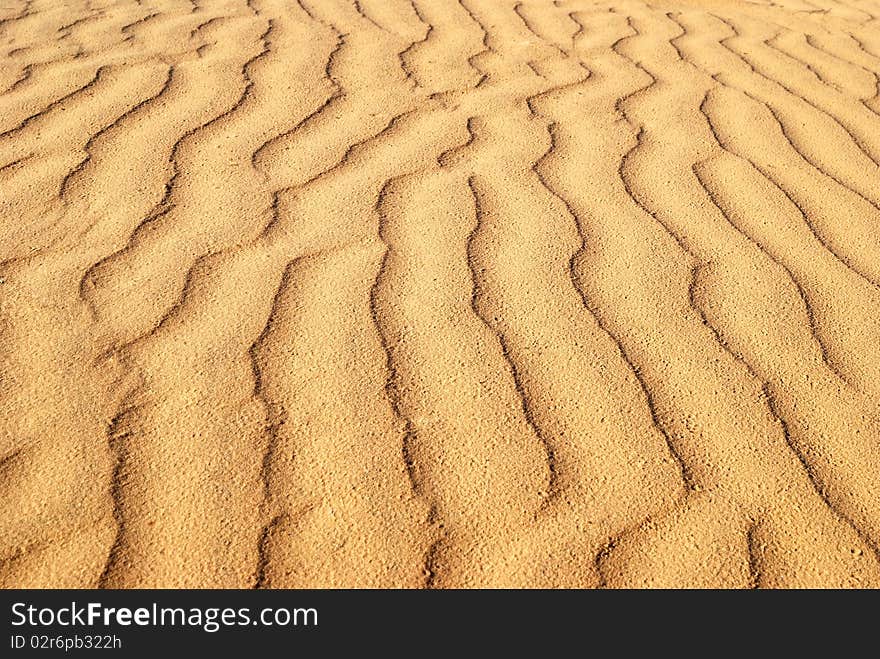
[1,0,879,588]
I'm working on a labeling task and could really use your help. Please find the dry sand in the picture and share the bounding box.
[1,0,879,589]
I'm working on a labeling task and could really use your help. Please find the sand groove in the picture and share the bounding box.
[2,0,879,588]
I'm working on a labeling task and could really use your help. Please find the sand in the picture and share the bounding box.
[1,0,879,589]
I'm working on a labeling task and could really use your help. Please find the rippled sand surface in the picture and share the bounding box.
[2,0,880,588]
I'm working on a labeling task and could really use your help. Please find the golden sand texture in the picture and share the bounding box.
[1,0,879,589]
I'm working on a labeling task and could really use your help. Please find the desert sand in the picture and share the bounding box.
[1,0,879,589]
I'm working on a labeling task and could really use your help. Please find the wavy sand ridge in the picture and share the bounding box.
[1,0,879,588]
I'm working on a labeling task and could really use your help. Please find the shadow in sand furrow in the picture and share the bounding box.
[245,246,433,588]
[541,1,880,583]
[673,12,880,269]
[693,151,880,560]
[697,85,880,392]
[716,13,880,168]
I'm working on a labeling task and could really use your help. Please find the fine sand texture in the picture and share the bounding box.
[2,0,880,589]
